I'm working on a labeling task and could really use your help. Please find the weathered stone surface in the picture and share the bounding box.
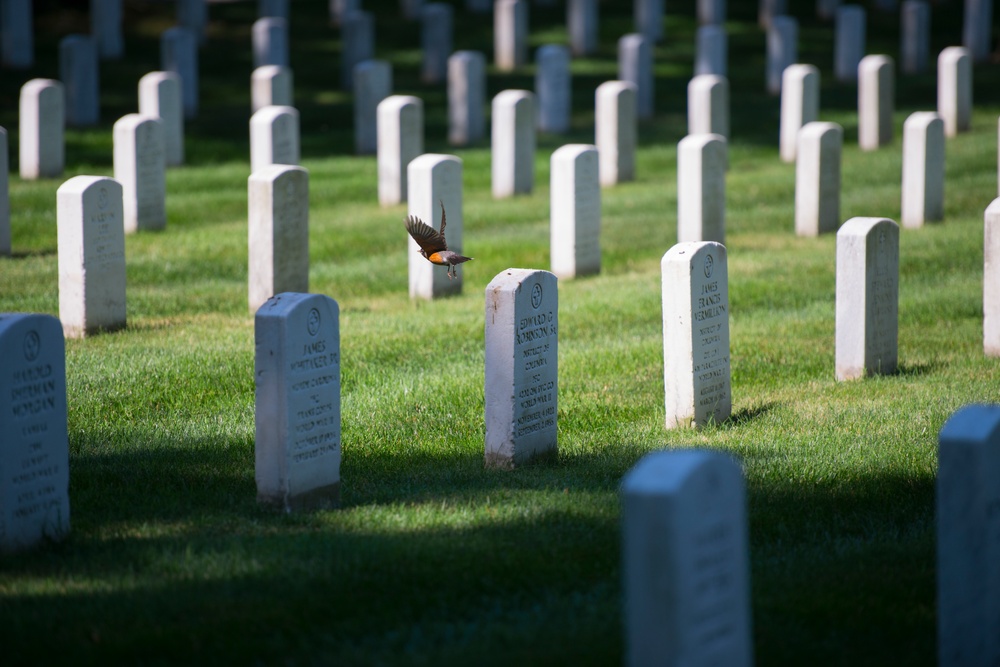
[113,114,167,233]
[248,165,309,312]
[795,122,842,237]
[550,144,600,279]
[595,81,637,186]
[18,79,64,180]
[677,134,727,244]
[901,112,944,229]
[485,269,558,468]
[491,90,535,198]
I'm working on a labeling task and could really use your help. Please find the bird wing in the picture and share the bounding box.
[438,200,447,247]
[405,215,448,254]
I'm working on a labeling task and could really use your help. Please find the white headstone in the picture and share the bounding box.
[248,165,309,312]
[900,111,944,229]
[255,292,341,512]
[491,90,535,198]
[900,0,930,75]
[984,199,1000,356]
[634,0,663,43]
[688,75,729,140]
[57,176,127,338]
[938,47,972,137]
[18,80,64,181]
[550,144,600,279]
[779,64,819,163]
[90,0,123,60]
[677,134,727,244]
[341,10,374,90]
[420,3,452,84]
[495,0,528,71]
[795,122,843,237]
[377,95,424,206]
[568,0,598,57]
[177,0,208,45]
[139,72,184,167]
[835,217,899,380]
[766,16,798,95]
[59,35,100,127]
[407,154,464,299]
[758,0,786,28]
[250,105,300,174]
[0,128,7,256]
[695,25,727,77]
[1,0,33,69]
[937,405,1000,667]
[536,45,571,134]
[662,242,731,428]
[484,268,558,468]
[354,60,391,155]
[962,0,993,63]
[858,55,894,150]
[622,449,752,667]
[161,27,199,119]
[252,64,294,114]
[596,81,637,186]
[618,33,654,120]
[0,313,70,553]
[448,51,486,146]
[834,5,866,83]
[252,17,288,68]
[114,114,166,234]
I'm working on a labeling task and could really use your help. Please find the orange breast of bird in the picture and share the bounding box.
[425,252,448,265]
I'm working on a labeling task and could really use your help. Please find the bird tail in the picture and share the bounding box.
[451,254,473,265]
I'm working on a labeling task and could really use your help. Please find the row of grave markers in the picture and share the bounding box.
[6,299,1000,666]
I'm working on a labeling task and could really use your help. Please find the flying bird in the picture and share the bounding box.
[404,202,473,279]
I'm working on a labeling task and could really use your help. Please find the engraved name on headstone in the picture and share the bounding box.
[485,269,558,468]
[662,242,732,428]
[0,313,70,553]
[255,292,341,512]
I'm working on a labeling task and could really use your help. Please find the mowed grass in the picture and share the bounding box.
[0,0,998,664]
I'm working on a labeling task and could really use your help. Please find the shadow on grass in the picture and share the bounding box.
[724,401,779,428]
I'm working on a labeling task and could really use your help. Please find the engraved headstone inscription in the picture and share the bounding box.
[0,313,70,553]
[662,242,732,428]
[485,269,558,468]
[255,292,341,512]
[57,176,127,338]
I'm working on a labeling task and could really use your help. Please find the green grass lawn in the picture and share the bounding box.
[1,0,998,664]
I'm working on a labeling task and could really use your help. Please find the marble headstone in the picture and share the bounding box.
[695,25,727,77]
[113,114,167,233]
[484,269,558,468]
[634,0,663,43]
[377,95,424,206]
[407,154,464,299]
[161,27,199,119]
[937,47,971,137]
[1,0,33,69]
[492,90,535,198]
[495,0,528,71]
[766,16,798,95]
[900,0,930,75]
[795,122,843,237]
[983,199,1000,356]
[901,112,944,229]
[248,165,309,312]
[662,242,732,428]
[354,60,392,155]
[91,0,123,60]
[568,0,598,57]
[779,64,819,163]
[834,5,866,82]
[677,134,727,244]
[448,51,486,146]
[687,75,729,139]
[536,45,571,134]
[250,105,300,174]
[252,65,294,114]
[252,17,289,68]
[937,405,1000,667]
[550,144,600,279]
[341,10,374,90]
[622,449,752,667]
[255,292,341,512]
[139,71,184,167]
[0,128,7,256]
[0,313,70,553]
[420,3,452,84]
[59,35,100,127]
[596,81,637,186]
[618,33,653,120]
[19,80,65,180]
[858,55,894,150]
